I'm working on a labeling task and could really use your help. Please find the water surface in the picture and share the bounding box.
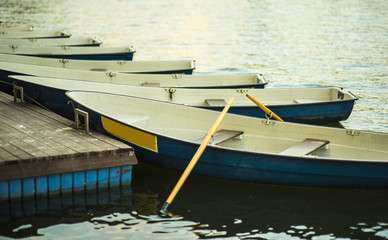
[1,0,387,239]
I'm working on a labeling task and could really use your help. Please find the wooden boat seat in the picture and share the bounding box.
[142,82,160,87]
[280,138,329,156]
[205,99,227,107]
[293,99,322,103]
[195,129,244,145]
[90,68,107,72]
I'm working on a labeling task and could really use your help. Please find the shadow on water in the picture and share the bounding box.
[0,183,202,239]
[133,161,388,239]
[1,161,388,239]
[0,187,133,238]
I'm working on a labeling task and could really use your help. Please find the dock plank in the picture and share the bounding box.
[0,140,19,161]
[0,93,129,151]
[0,123,50,158]
[1,99,114,153]
[0,135,34,161]
[0,91,137,182]
[0,111,72,157]
[0,100,94,152]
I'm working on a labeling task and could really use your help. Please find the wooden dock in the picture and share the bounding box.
[0,91,137,200]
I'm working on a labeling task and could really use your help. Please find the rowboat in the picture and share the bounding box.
[10,75,357,124]
[0,45,135,60]
[0,62,266,95]
[0,53,195,74]
[0,36,102,47]
[0,30,71,38]
[65,91,388,189]
[0,26,33,31]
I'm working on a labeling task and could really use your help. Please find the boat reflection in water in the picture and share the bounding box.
[0,184,208,240]
[0,186,133,237]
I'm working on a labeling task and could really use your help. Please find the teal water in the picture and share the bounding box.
[1,0,388,239]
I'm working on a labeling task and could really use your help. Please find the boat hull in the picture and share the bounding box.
[71,102,388,189]
[138,137,388,189]
[0,37,102,47]
[18,52,133,61]
[206,101,355,124]
[0,62,266,94]
[0,45,134,60]
[0,54,194,74]
[13,79,354,124]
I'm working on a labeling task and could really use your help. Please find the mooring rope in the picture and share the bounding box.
[2,80,53,113]
[22,93,53,112]
[0,80,12,85]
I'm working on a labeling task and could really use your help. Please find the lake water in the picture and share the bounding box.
[1,0,388,239]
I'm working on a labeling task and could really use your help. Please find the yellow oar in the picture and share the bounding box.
[246,94,283,121]
[160,97,235,215]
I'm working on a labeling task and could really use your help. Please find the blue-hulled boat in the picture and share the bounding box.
[0,25,34,31]
[0,36,102,47]
[0,29,71,38]
[0,44,135,60]
[11,75,356,124]
[65,91,388,189]
[0,53,195,74]
[0,62,266,95]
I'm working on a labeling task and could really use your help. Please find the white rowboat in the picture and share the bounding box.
[10,75,356,124]
[0,53,195,74]
[65,90,388,189]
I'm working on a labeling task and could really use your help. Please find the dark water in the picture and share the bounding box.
[1,0,388,239]
[1,162,388,239]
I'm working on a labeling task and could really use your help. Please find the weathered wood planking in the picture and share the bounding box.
[0,91,137,199]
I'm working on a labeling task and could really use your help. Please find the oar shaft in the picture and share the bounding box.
[246,94,283,121]
[160,97,235,214]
